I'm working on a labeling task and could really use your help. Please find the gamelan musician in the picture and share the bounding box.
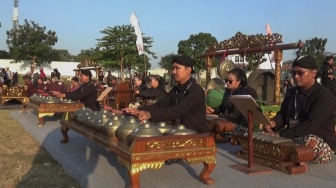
[264,56,336,163]
[52,70,101,111]
[124,54,208,133]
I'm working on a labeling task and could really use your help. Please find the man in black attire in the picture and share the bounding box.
[265,56,335,163]
[53,70,101,111]
[125,54,207,133]
[319,55,336,97]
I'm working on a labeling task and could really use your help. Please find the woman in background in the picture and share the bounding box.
[135,75,167,105]
[206,68,258,141]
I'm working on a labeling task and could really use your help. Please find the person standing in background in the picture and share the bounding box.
[106,71,113,86]
[39,68,46,81]
[98,70,104,83]
[5,67,12,87]
[11,69,19,87]
[52,68,61,80]
[320,55,336,97]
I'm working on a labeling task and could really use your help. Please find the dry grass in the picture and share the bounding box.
[0,109,80,188]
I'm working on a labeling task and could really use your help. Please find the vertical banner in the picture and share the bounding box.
[130,11,144,55]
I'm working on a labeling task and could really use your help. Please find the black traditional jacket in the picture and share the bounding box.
[65,81,101,111]
[272,82,336,150]
[139,86,167,101]
[215,86,258,127]
[320,62,334,83]
[139,78,207,133]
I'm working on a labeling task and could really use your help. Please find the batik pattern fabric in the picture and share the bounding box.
[220,125,248,140]
[292,134,334,164]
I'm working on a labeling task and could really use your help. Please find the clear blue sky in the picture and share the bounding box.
[1,0,335,68]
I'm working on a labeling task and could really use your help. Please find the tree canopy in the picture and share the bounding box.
[0,50,11,59]
[158,53,174,70]
[298,37,327,69]
[6,19,58,66]
[52,49,75,61]
[177,32,218,71]
[75,48,102,63]
[96,24,156,79]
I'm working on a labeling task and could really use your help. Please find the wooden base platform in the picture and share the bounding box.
[1,85,27,106]
[60,112,217,188]
[231,134,314,174]
[22,101,84,126]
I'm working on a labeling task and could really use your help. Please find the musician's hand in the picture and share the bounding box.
[206,105,215,114]
[264,120,276,133]
[51,91,59,95]
[122,107,139,115]
[58,93,65,98]
[138,111,151,123]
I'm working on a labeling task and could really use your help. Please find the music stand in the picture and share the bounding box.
[97,87,113,104]
[229,95,273,175]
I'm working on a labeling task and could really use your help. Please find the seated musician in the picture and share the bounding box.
[264,56,335,163]
[36,77,46,94]
[92,79,105,91]
[47,80,65,94]
[135,75,167,105]
[52,70,101,111]
[124,54,208,133]
[22,75,35,97]
[108,76,118,89]
[106,76,118,100]
[206,68,258,142]
[69,77,81,92]
[104,75,167,113]
[133,75,148,104]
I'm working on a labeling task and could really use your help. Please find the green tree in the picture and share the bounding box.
[52,49,75,61]
[177,32,218,71]
[0,50,11,59]
[96,24,156,79]
[158,53,174,70]
[75,48,101,62]
[6,19,58,66]
[298,37,327,68]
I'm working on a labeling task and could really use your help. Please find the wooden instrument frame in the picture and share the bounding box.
[230,134,314,174]
[1,85,27,106]
[60,112,217,188]
[22,101,84,126]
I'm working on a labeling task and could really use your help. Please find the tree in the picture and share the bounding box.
[96,24,156,79]
[75,48,101,63]
[177,32,218,71]
[51,49,75,61]
[0,50,11,59]
[6,19,58,66]
[158,53,174,70]
[298,37,327,69]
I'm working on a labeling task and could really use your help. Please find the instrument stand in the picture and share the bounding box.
[229,96,273,175]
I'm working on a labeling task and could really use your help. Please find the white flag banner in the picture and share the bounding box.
[130,11,144,55]
[265,23,274,62]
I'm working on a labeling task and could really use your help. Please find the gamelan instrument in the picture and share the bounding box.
[230,132,315,174]
[22,94,84,126]
[59,111,217,188]
[1,85,27,106]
